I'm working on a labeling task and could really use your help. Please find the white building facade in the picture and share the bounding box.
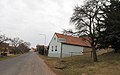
[48,33,90,58]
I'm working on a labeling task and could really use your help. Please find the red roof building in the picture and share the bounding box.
[48,33,91,58]
[55,33,91,47]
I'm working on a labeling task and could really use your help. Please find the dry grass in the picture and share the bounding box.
[39,50,120,75]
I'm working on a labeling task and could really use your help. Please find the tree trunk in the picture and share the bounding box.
[92,46,98,62]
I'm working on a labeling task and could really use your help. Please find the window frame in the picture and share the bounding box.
[55,46,57,51]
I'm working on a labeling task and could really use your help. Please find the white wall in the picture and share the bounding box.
[48,34,61,57]
[48,34,84,58]
[62,44,83,57]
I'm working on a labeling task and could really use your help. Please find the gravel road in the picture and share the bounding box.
[0,52,56,75]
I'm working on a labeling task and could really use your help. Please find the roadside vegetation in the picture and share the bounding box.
[39,50,120,75]
[0,54,18,61]
[0,34,31,60]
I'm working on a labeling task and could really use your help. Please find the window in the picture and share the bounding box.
[55,46,57,51]
[54,37,56,40]
[52,46,53,51]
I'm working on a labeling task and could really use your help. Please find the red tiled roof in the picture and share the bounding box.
[55,33,91,47]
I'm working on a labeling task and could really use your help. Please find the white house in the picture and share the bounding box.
[48,33,91,58]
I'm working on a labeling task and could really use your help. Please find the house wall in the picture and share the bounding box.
[48,34,84,58]
[62,44,83,57]
[48,34,61,57]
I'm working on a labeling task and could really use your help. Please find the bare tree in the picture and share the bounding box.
[10,37,23,54]
[23,42,31,48]
[70,0,105,62]
[17,42,31,53]
[0,34,9,44]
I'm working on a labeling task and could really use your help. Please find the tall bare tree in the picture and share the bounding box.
[70,0,105,62]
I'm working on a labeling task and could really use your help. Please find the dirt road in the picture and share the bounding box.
[0,52,56,75]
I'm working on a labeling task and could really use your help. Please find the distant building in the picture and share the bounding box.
[0,43,13,56]
[36,45,48,55]
[48,33,91,58]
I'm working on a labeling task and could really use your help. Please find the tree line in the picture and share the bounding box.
[65,0,120,62]
[0,34,30,56]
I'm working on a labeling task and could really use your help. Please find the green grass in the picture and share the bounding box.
[39,51,120,75]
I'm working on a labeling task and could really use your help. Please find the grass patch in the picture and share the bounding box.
[39,52,120,75]
[0,55,17,61]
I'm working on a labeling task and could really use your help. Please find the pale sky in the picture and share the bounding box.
[0,0,84,47]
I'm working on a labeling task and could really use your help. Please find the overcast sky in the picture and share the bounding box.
[0,0,84,47]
